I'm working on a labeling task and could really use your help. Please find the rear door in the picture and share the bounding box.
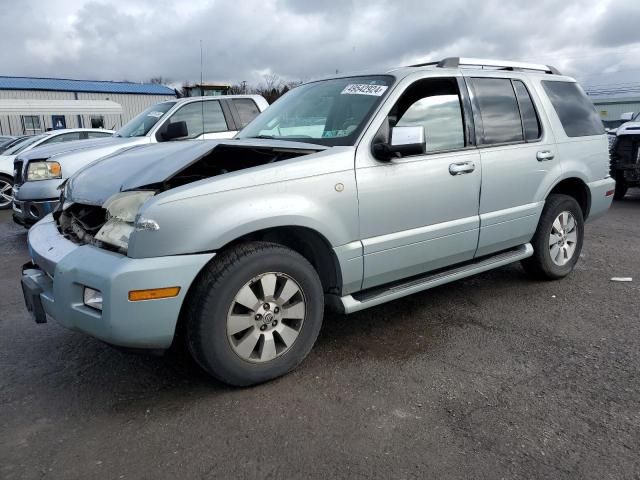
[465,74,559,257]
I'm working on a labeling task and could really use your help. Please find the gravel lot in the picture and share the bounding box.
[1,195,639,480]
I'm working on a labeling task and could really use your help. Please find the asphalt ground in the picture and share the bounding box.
[1,194,639,479]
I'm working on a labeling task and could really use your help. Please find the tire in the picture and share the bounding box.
[0,176,13,210]
[185,241,324,386]
[613,175,627,200]
[522,194,584,280]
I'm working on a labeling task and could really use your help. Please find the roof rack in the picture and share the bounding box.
[408,57,561,75]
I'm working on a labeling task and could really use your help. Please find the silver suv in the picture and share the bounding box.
[21,58,614,386]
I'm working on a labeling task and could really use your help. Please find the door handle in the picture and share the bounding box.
[449,161,475,175]
[536,150,555,161]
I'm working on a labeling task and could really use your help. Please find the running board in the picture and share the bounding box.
[339,243,533,314]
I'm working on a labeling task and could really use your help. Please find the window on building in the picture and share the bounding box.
[22,115,41,134]
[91,115,105,128]
[542,81,605,137]
[233,99,261,128]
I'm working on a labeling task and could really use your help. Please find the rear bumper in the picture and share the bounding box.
[22,215,215,349]
[587,177,616,222]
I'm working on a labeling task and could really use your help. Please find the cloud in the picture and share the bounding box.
[0,0,639,89]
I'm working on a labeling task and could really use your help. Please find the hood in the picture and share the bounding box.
[66,138,326,205]
[616,122,640,135]
[16,136,138,162]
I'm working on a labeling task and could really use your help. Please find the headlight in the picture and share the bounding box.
[27,161,62,181]
[95,191,156,251]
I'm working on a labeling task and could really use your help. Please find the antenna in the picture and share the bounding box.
[200,39,205,140]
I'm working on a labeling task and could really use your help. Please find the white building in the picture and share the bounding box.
[0,76,176,136]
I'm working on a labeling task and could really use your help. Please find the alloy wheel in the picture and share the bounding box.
[226,272,306,363]
[0,179,12,208]
[549,211,578,266]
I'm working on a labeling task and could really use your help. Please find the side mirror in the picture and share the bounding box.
[163,121,189,141]
[620,112,634,121]
[372,126,426,161]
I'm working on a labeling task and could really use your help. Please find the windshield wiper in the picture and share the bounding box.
[246,135,276,139]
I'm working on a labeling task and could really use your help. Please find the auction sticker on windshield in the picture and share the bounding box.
[147,111,164,118]
[341,84,388,96]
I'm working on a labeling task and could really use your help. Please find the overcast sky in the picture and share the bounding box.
[1,0,639,91]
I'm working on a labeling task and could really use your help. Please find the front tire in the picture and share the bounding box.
[522,194,584,280]
[185,241,324,386]
[0,176,13,210]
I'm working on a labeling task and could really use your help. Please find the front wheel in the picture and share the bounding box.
[522,194,584,280]
[185,241,324,386]
[0,176,13,210]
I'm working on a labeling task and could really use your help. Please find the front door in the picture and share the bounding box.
[356,76,481,289]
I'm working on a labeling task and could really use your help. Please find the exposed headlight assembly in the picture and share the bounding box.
[27,161,62,181]
[95,191,157,251]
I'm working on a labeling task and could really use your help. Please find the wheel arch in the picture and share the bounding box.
[546,177,591,219]
[220,226,343,296]
[172,226,343,351]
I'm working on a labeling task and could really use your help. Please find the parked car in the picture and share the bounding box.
[12,95,268,226]
[21,57,614,386]
[0,129,113,209]
[608,111,640,199]
[0,136,16,148]
[0,136,28,154]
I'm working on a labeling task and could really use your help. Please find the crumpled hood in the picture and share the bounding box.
[66,139,326,205]
[16,136,137,162]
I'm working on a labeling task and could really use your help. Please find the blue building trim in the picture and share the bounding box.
[0,76,175,96]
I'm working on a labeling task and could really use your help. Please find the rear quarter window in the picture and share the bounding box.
[542,81,604,137]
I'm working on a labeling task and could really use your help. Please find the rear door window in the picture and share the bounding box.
[542,81,604,137]
[512,80,541,141]
[87,131,113,139]
[470,78,524,145]
[233,99,261,128]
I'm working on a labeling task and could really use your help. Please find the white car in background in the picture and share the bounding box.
[0,128,114,209]
[12,95,268,226]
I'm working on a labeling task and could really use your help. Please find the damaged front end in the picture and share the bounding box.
[55,141,322,254]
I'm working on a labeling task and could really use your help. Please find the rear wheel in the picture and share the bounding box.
[522,194,584,280]
[185,241,324,386]
[0,176,13,210]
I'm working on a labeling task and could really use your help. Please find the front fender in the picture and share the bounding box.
[127,170,359,258]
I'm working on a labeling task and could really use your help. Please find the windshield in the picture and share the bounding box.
[633,112,640,121]
[2,135,44,155]
[237,75,394,146]
[116,101,176,138]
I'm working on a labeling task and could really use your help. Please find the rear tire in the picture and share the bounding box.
[185,241,324,386]
[522,194,584,280]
